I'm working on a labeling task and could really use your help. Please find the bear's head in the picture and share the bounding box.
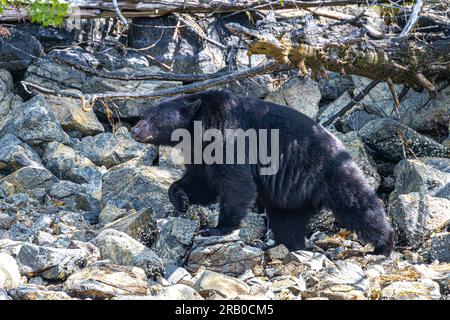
[131,96,201,146]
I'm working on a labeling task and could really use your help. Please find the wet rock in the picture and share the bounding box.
[13,243,99,280]
[0,253,21,290]
[0,134,43,175]
[394,158,450,200]
[0,166,58,196]
[336,131,381,189]
[381,280,441,300]
[92,229,163,277]
[425,233,450,262]
[0,95,71,150]
[101,208,158,246]
[102,165,177,217]
[389,193,450,248]
[187,233,264,277]
[152,284,203,300]
[152,217,199,267]
[43,142,103,185]
[63,264,150,299]
[44,95,104,136]
[285,251,330,271]
[194,270,250,299]
[359,118,448,161]
[9,285,72,300]
[74,128,157,168]
[265,77,321,119]
[0,28,44,71]
[239,213,266,244]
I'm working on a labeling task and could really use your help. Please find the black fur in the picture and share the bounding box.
[131,89,394,256]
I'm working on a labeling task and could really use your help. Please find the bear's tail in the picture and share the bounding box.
[325,157,394,256]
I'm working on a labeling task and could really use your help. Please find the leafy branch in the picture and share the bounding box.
[0,0,69,27]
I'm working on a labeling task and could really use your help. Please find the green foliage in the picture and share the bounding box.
[0,0,69,27]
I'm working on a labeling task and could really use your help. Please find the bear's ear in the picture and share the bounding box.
[181,99,201,115]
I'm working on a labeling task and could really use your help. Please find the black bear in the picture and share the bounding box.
[131,89,394,256]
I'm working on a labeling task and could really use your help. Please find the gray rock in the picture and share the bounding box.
[74,128,157,168]
[101,208,158,246]
[0,166,58,196]
[0,288,11,300]
[0,70,23,133]
[63,264,149,299]
[359,118,448,161]
[43,142,103,185]
[92,229,163,277]
[425,232,450,262]
[0,95,70,149]
[239,212,266,244]
[0,28,44,71]
[165,266,193,286]
[318,91,353,124]
[389,193,450,248]
[99,204,128,226]
[14,243,99,280]
[194,270,250,299]
[151,284,203,300]
[0,134,43,175]
[381,280,441,300]
[101,165,177,216]
[266,245,290,261]
[0,252,21,290]
[48,180,101,215]
[336,131,381,190]
[187,234,264,277]
[285,251,330,271]
[265,77,321,119]
[152,217,199,266]
[9,285,72,300]
[394,158,450,200]
[24,49,182,118]
[44,94,104,136]
[319,72,354,101]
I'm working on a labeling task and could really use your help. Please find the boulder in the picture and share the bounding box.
[0,70,23,132]
[0,95,71,149]
[8,285,72,300]
[0,28,43,71]
[48,180,101,215]
[394,158,450,200]
[424,232,450,263]
[187,233,264,277]
[152,217,199,266]
[151,284,203,300]
[194,270,250,299]
[359,118,448,161]
[0,166,58,196]
[92,229,163,277]
[63,264,150,299]
[101,165,177,216]
[43,142,103,185]
[381,280,441,300]
[389,193,450,248]
[265,77,321,119]
[74,128,157,168]
[44,94,104,136]
[0,134,43,175]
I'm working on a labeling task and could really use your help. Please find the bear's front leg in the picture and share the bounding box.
[201,166,257,236]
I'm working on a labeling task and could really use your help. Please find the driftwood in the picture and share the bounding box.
[0,0,394,22]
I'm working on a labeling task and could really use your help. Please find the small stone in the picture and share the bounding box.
[425,232,450,262]
[239,212,266,244]
[151,284,203,300]
[194,270,250,299]
[9,285,72,300]
[0,134,43,175]
[266,245,290,261]
[99,204,129,226]
[0,166,58,196]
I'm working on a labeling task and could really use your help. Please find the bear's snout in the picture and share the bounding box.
[131,120,152,142]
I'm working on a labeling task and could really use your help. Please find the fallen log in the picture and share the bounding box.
[0,0,394,22]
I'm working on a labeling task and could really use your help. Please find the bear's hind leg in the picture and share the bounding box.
[266,206,314,251]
